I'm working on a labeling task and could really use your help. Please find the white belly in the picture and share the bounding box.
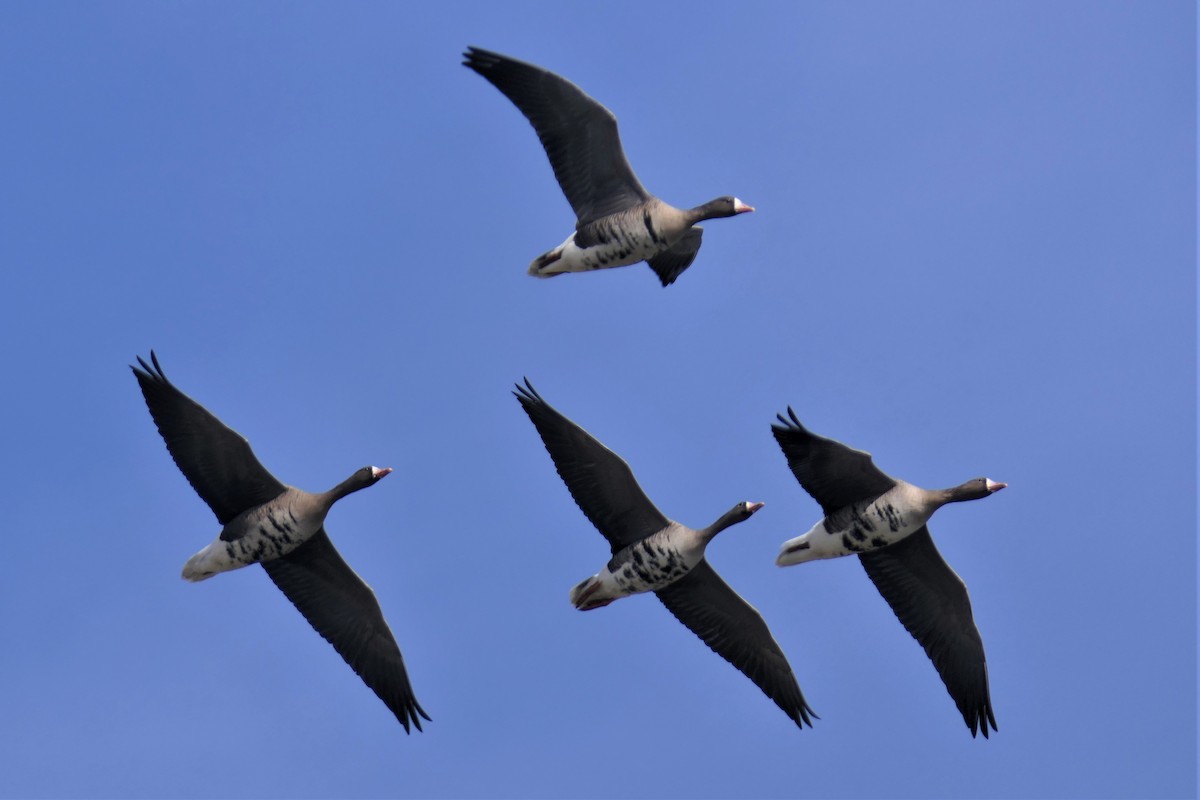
[181,504,322,582]
[776,493,930,567]
[529,231,667,276]
[568,528,701,609]
[603,533,701,597]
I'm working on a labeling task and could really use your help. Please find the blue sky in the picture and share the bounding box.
[0,2,1194,798]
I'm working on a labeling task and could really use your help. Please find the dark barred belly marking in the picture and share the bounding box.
[609,539,690,593]
[579,216,661,270]
[880,503,904,532]
[225,508,303,565]
[643,210,662,244]
[822,497,912,556]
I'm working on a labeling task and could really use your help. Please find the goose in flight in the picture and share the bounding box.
[464,46,753,286]
[131,352,429,732]
[515,380,814,729]
[772,408,1004,737]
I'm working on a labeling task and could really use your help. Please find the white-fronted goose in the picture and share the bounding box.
[515,380,815,729]
[464,47,753,287]
[131,352,429,732]
[771,408,1005,738]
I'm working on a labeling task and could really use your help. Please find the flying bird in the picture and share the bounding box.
[771,408,1005,737]
[515,379,815,729]
[464,46,754,286]
[131,352,429,732]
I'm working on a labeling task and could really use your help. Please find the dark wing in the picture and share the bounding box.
[464,46,652,226]
[514,379,670,552]
[655,561,816,728]
[131,351,286,526]
[858,527,997,737]
[771,407,896,514]
[646,227,703,286]
[260,529,430,732]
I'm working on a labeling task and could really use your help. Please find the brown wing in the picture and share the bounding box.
[260,529,430,732]
[132,351,286,525]
[655,561,816,729]
[464,47,652,226]
[514,379,670,552]
[771,406,896,513]
[858,527,997,737]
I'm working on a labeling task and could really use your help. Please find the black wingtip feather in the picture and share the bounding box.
[771,406,801,434]
[968,696,998,738]
[771,407,817,441]
[398,701,433,734]
[132,350,168,385]
[462,46,502,73]
[401,702,431,734]
[513,377,543,406]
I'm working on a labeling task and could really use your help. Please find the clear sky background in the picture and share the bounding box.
[0,2,1194,798]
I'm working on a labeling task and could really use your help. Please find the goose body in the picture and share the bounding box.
[464,47,753,286]
[515,380,814,729]
[182,491,321,581]
[182,470,390,581]
[570,523,698,610]
[777,481,936,564]
[131,352,429,732]
[771,408,1005,737]
[531,220,672,279]
[529,199,749,282]
[570,507,762,610]
[776,477,1007,566]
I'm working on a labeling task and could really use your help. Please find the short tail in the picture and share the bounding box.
[181,546,220,582]
[568,574,613,611]
[528,246,565,278]
[775,536,812,567]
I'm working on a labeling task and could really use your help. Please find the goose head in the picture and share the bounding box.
[693,196,755,221]
[328,465,393,501]
[701,500,765,541]
[944,477,1007,503]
